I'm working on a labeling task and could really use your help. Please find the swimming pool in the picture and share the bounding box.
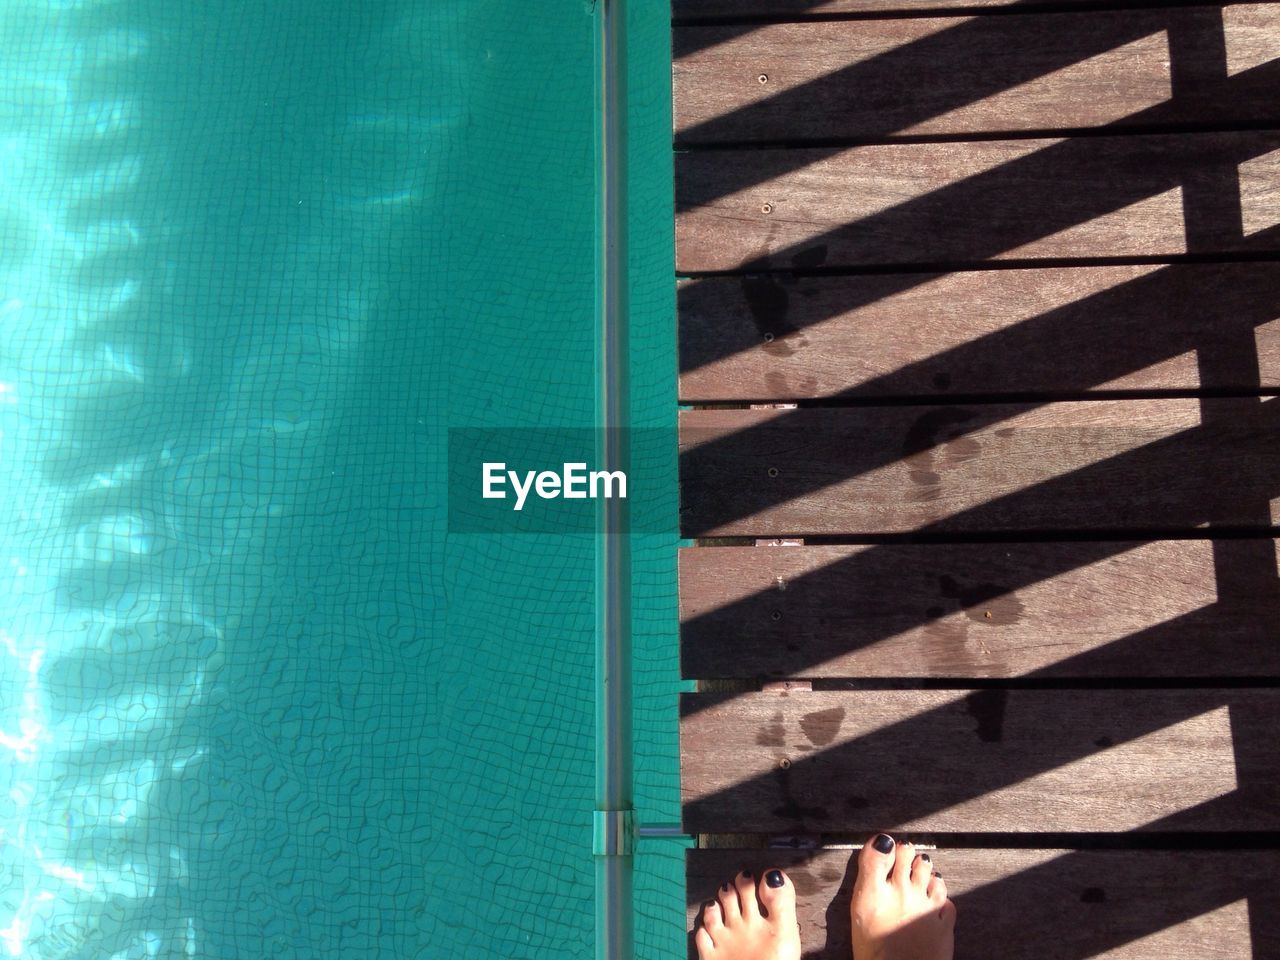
[0,1,680,957]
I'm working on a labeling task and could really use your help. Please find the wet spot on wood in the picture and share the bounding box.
[1081,887,1107,904]
[792,244,828,268]
[903,407,980,493]
[966,594,1024,625]
[773,765,830,822]
[742,277,793,335]
[905,408,979,454]
[1095,735,1114,748]
[965,689,1008,743]
[924,617,968,645]
[800,706,845,747]
[772,798,830,821]
[933,371,953,390]
[844,795,869,809]
[764,334,809,358]
[939,575,1025,626]
[756,710,786,747]
[943,435,982,465]
[907,482,945,503]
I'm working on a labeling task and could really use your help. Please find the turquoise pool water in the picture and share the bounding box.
[0,1,680,957]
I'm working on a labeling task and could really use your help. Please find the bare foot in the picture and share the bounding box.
[695,868,802,960]
[850,834,955,960]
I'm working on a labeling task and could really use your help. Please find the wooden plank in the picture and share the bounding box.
[686,848,1280,959]
[673,0,1260,17]
[675,7,1280,142]
[675,132,1280,270]
[680,688,1280,832]
[679,399,1280,536]
[678,263,1280,401]
[680,540,1280,678]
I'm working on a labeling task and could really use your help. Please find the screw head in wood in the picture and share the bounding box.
[767,466,779,478]
[758,74,769,84]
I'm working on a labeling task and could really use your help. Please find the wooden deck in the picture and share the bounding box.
[673,2,1280,956]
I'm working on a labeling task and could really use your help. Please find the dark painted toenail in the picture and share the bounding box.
[921,854,931,863]
[705,901,716,910]
[721,882,731,891]
[873,834,895,854]
[766,870,785,888]
[742,869,752,878]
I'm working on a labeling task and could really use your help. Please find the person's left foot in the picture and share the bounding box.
[694,868,802,960]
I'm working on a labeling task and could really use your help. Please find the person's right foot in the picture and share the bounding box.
[850,834,955,960]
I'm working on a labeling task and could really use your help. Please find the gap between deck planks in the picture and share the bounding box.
[679,399,1280,537]
[680,688,1280,833]
[675,132,1280,271]
[677,263,1280,401]
[686,848,1280,960]
[674,6,1280,142]
[679,540,1280,678]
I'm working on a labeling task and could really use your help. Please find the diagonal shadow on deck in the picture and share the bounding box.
[676,4,1280,956]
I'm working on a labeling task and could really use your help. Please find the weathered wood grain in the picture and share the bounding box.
[680,688,1280,832]
[675,132,1280,270]
[687,847,1280,959]
[677,263,1280,401]
[679,399,1280,536]
[680,540,1280,678]
[675,7,1280,142]
[673,0,1251,16]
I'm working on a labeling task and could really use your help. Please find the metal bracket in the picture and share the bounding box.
[770,835,820,849]
[593,809,635,857]
[636,823,686,840]
[762,680,812,692]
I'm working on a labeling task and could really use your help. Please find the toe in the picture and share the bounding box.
[717,881,741,923]
[703,900,723,932]
[911,852,934,890]
[891,842,915,887]
[759,868,796,926]
[735,870,762,920]
[928,873,948,906]
[695,926,716,957]
[940,897,958,929]
[856,833,897,888]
